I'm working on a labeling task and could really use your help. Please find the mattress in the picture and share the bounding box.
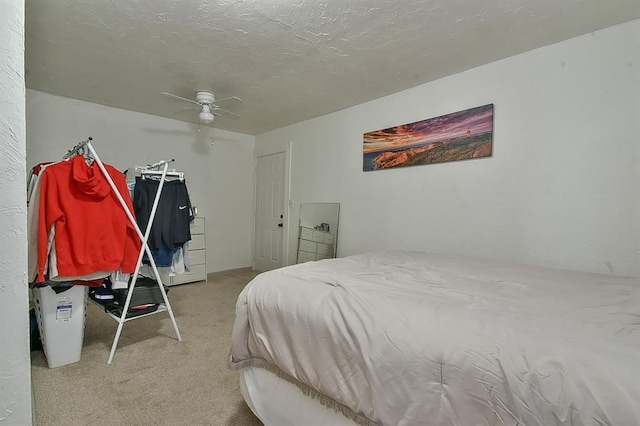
[229,251,640,425]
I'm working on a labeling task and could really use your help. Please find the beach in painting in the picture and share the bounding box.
[363,104,494,171]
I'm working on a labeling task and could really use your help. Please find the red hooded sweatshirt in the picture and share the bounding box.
[36,156,141,282]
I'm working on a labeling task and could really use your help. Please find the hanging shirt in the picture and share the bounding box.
[36,155,141,282]
[28,161,59,282]
[134,177,193,251]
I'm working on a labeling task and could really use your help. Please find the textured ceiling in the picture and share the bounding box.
[25,0,640,135]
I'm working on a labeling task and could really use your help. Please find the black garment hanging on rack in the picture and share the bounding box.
[133,176,193,253]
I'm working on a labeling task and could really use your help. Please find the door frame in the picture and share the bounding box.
[252,142,292,270]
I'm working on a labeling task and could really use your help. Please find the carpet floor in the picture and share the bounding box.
[31,269,263,426]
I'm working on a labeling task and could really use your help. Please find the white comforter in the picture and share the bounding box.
[230,251,640,425]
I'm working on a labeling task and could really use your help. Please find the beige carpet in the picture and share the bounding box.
[31,269,264,426]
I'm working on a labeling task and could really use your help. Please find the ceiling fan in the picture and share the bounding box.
[161,91,242,124]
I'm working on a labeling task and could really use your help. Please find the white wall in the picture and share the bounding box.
[257,19,640,277]
[0,0,32,424]
[26,91,255,273]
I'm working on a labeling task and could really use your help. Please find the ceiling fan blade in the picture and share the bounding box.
[212,107,241,118]
[171,107,197,116]
[160,92,201,106]
[213,96,243,104]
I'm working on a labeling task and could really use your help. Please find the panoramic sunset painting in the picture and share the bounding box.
[363,104,494,171]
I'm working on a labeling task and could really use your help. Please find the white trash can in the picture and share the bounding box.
[32,285,88,368]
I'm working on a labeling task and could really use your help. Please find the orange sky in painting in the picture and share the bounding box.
[363,104,494,153]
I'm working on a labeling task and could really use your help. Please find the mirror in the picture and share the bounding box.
[296,203,340,263]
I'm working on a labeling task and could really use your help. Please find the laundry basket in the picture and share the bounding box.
[32,285,88,368]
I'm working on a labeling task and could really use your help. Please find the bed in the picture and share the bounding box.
[229,251,640,425]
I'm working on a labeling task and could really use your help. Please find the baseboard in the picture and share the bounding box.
[207,267,253,279]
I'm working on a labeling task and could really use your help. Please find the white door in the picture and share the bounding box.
[254,152,285,272]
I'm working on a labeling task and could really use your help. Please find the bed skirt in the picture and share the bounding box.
[229,356,380,426]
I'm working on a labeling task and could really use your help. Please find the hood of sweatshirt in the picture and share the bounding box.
[72,155,111,199]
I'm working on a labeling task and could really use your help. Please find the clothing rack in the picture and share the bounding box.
[141,161,184,181]
[69,137,182,364]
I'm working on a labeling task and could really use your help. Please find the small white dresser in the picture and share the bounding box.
[297,226,336,263]
[162,217,207,285]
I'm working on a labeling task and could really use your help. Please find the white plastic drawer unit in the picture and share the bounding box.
[297,251,316,263]
[170,264,207,285]
[300,227,314,240]
[190,234,206,250]
[316,242,333,255]
[190,217,205,234]
[299,239,317,253]
[188,248,206,265]
[163,217,207,286]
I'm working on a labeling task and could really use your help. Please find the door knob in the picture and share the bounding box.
[278,223,283,228]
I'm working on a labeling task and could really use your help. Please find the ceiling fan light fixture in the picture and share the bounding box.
[200,111,215,123]
[200,105,215,123]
